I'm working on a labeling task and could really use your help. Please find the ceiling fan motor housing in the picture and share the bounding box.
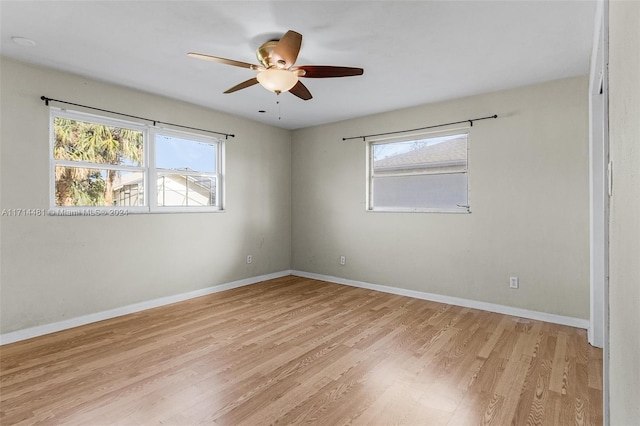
[256,40,283,68]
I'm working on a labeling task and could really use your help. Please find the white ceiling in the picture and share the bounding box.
[1,1,596,130]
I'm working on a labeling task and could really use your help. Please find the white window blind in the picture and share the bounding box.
[367,131,469,213]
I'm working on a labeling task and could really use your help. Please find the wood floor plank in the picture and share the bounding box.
[0,276,603,425]
[549,332,569,393]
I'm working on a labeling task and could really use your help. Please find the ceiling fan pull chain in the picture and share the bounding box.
[277,96,282,121]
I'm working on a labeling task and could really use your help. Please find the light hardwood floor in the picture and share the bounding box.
[0,276,603,425]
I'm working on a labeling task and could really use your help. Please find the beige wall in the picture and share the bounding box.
[0,58,292,334]
[292,76,590,319]
[608,0,640,423]
[0,58,593,337]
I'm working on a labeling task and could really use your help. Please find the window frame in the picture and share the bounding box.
[365,128,471,213]
[149,127,224,213]
[49,108,225,214]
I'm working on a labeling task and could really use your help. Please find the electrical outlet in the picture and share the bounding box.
[340,255,346,266]
[247,255,252,264]
[509,276,519,289]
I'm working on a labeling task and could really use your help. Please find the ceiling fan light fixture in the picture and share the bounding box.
[256,69,298,93]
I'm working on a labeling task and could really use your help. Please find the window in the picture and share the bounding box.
[50,109,224,213]
[153,132,220,210]
[367,131,469,212]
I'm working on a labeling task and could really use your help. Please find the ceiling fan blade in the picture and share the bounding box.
[272,30,302,68]
[295,65,364,78]
[289,81,312,101]
[224,78,259,94]
[188,52,261,70]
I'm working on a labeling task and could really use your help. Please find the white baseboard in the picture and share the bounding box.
[1,269,589,346]
[0,270,292,345]
[291,270,590,330]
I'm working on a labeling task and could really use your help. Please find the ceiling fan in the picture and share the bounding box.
[188,30,364,100]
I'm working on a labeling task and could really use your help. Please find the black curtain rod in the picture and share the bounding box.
[40,96,235,139]
[342,114,498,141]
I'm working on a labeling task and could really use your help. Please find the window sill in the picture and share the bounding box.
[367,207,470,214]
